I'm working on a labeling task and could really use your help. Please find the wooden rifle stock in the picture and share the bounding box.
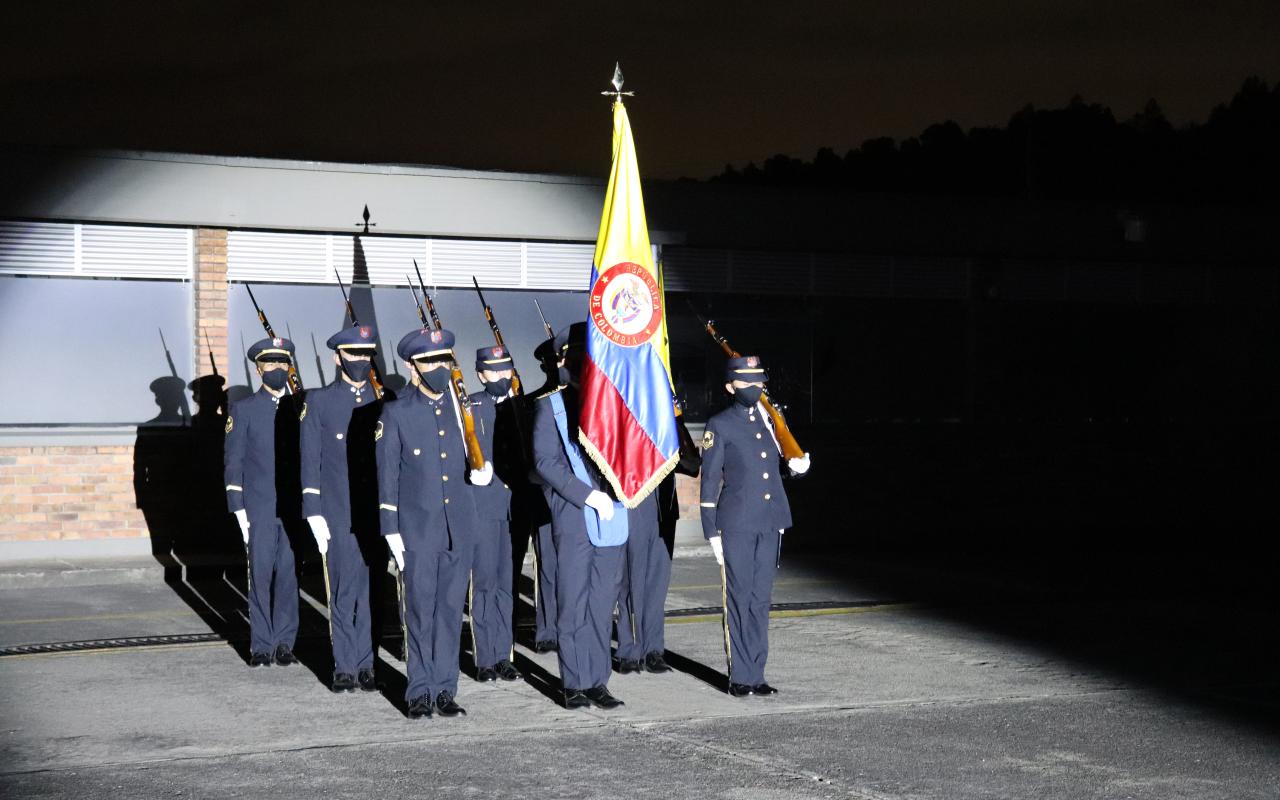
[702,319,805,460]
[471,277,523,396]
[412,263,486,471]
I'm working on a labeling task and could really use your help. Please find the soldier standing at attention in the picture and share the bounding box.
[532,322,628,710]
[699,355,811,697]
[467,344,523,683]
[224,337,303,668]
[301,324,388,694]
[377,328,493,718]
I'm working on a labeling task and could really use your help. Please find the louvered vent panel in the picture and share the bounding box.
[731,251,809,294]
[228,231,330,283]
[662,247,730,292]
[0,220,75,275]
[80,225,190,279]
[526,242,594,290]
[431,239,522,287]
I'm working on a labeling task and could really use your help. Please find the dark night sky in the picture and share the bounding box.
[2,2,1279,180]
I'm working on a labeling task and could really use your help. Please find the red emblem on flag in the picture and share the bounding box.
[589,262,662,348]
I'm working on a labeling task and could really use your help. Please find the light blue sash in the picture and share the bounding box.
[549,391,628,547]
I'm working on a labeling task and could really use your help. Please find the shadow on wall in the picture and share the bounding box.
[133,370,336,683]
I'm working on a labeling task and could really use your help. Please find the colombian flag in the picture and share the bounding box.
[578,100,679,507]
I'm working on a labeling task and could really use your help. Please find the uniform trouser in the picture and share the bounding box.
[616,513,670,662]
[722,529,780,686]
[247,517,299,655]
[471,518,514,668]
[554,524,624,692]
[533,520,558,643]
[326,528,375,676]
[403,544,472,702]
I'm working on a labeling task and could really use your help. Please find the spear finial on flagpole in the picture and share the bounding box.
[601,62,635,103]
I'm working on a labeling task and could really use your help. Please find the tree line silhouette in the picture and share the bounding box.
[710,77,1280,206]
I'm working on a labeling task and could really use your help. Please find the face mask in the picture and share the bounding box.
[484,377,512,398]
[341,358,372,383]
[734,385,763,407]
[261,369,289,390]
[557,366,573,386]
[420,367,453,394]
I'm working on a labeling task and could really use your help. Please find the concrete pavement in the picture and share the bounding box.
[0,548,1277,799]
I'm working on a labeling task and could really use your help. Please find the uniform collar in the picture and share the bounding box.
[410,386,447,407]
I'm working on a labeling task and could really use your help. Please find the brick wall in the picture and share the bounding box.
[193,228,230,380]
[0,446,148,543]
[0,228,233,551]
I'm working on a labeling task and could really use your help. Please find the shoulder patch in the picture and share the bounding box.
[374,420,383,442]
[298,402,308,422]
[224,416,234,434]
[701,430,715,449]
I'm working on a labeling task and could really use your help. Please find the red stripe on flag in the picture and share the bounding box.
[580,356,667,499]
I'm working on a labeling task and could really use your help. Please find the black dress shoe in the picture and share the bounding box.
[475,666,498,683]
[407,695,433,719]
[331,672,358,693]
[613,657,642,674]
[564,690,592,709]
[753,682,778,695]
[434,691,466,717]
[249,652,272,668]
[643,651,672,673]
[494,660,522,681]
[583,686,625,709]
[357,669,378,692]
[728,682,755,697]
[273,645,298,666]
[534,639,559,653]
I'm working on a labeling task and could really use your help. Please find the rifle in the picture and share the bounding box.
[471,276,523,395]
[407,275,429,328]
[309,333,327,387]
[157,328,193,424]
[412,260,486,471]
[203,328,218,377]
[533,298,554,340]
[243,284,304,394]
[697,316,806,460]
[333,269,384,400]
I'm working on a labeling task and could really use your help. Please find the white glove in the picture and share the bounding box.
[585,490,615,522]
[385,533,406,571]
[307,515,331,555]
[788,452,811,475]
[469,460,494,487]
[234,509,250,545]
[708,535,724,566]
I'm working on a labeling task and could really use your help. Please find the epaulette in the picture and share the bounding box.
[535,385,568,400]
